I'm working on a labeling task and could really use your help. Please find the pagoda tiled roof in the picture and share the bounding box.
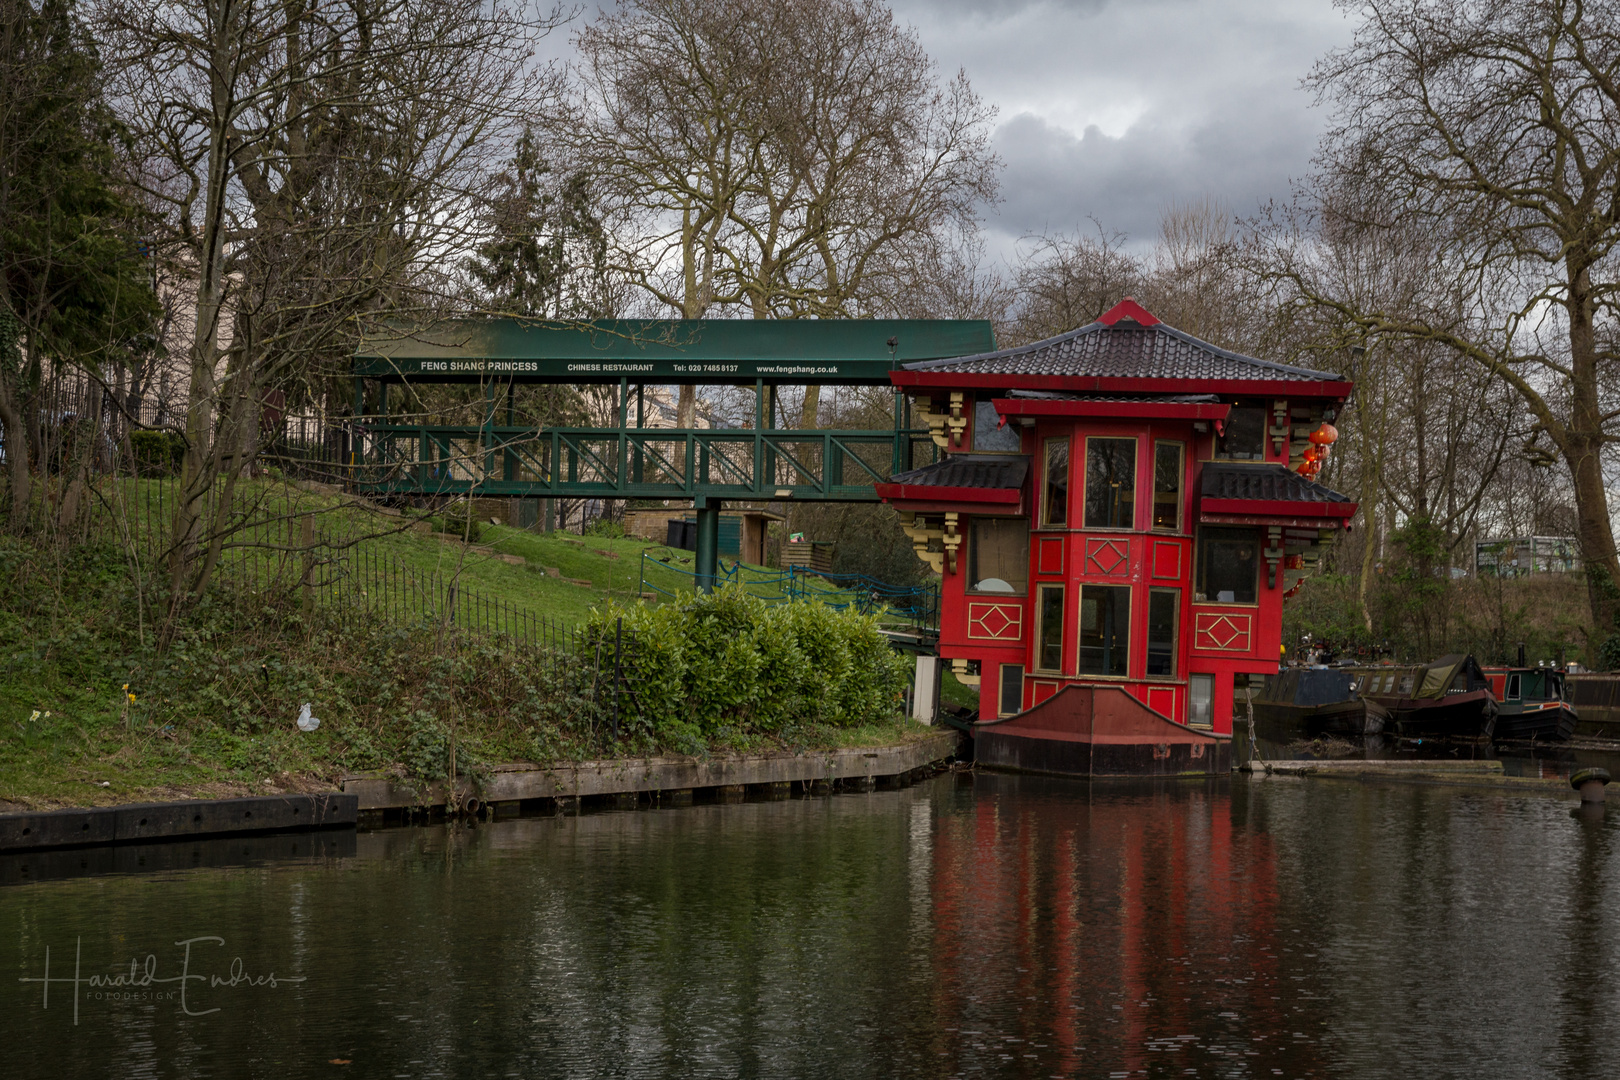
[1200,462,1353,505]
[887,454,1029,491]
[903,312,1339,385]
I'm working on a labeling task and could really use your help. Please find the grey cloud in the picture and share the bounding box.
[987,90,1323,246]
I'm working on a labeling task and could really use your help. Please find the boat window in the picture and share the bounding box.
[972,398,1022,453]
[1084,437,1137,529]
[1042,437,1069,526]
[998,664,1024,717]
[1196,526,1259,604]
[1035,585,1065,673]
[1078,585,1131,677]
[1399,675,1415,696]
[1189,673,1214,727]
[1382,674,1395,693]
[968,517,1029,594]
[1506,673,1521,700]
[1147,588,1178,677]
[1153,442,1184,531]
[1217,406,1267,460]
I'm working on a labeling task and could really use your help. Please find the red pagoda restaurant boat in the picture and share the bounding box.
[877,299,1357,777]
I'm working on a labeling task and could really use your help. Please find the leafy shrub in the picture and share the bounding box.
[128,430,185,476]
[587,585,906,739]
[583,517,626,539]
[429,505,482,544]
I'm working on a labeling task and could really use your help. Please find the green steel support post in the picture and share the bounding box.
[892,388,902,475]
[504,380,516,481]
[694,495,720,594]
[764,385,778,491]
[904,393,914,471]
[379,382,389,466]
[351,377,365,482]
[754,379,765,491]
[483,379,496,485]
[616,378,628,491]
[634,384,645,483]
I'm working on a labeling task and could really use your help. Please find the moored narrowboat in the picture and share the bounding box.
[1481,666,1578,742]
[1565,674,1620,738]
[1252,668,1388,737]
[1348,654,1497,739]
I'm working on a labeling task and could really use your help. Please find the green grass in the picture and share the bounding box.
[0,481,936,810]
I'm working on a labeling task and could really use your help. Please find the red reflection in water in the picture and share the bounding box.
[928,776,1326,1078]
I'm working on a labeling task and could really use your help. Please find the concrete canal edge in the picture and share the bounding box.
[341,730,966,818]
[1248,758,1581,793]
[0,793,358,854]
[0,733,965,855]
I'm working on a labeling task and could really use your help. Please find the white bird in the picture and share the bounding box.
[296,703,320,732]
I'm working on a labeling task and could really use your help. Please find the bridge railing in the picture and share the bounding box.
[269,422,937,501]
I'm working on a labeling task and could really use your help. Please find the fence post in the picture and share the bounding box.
[299,513,314,609]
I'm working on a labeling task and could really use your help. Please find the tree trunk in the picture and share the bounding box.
[167,42,233,622]
[1563,263,1620,653]
[799,384,820,429]
[0,373,30,533]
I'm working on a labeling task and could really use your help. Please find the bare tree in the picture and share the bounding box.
[94,0,563,628]
[1291,0,1620,642]
[569,0,998,427]
[1005,223,1142,346]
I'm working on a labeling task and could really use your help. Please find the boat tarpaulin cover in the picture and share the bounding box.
[1263,669,1356,706]
[1417,654,1483,699]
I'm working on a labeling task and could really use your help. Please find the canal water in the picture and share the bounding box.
[4,773,1616,1079]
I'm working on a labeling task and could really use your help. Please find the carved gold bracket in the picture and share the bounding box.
[942,511,962,575]
[1270,398,1290,458]
[1264,525,1283,588]
[901,511,945,573]
[913,397,950,450]
[946,392,967,450]
[951,658,981,687]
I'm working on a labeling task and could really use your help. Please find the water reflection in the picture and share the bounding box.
[3,774,1617,1078]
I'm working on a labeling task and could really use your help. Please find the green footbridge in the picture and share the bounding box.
[322,318,994,593]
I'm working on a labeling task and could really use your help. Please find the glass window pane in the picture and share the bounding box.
[1147,589,1178,677]
[1036,585,1065,672]
[972,399,1022,452]
[1189,673,1214,726]
[1218,407,1266,460]
[1084,438,1137,528]
[999,665,1024,717]
[1153,442,1183,531]
[1043,438,1069,525]
[969,517,1029,594]
[1196,526,1258,604]
[1078,585,1131,676]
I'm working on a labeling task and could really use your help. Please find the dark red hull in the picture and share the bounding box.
[1370,688,1497,739]
[974,684,1230,778]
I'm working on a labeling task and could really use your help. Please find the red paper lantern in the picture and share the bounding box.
[1309,423,1339,447]
[1302,445,1320,463]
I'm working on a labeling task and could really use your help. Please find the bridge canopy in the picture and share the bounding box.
[353,318,997,385]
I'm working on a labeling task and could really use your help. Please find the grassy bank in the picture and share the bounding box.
[0,484,931,811]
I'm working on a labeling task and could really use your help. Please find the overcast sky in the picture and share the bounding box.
[560,1,1358,257]
[888,0,1356,254]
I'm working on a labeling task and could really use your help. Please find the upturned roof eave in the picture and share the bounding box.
[1200,497,1358,519]
[891,371,1354,399]
[992,398,1233,420]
